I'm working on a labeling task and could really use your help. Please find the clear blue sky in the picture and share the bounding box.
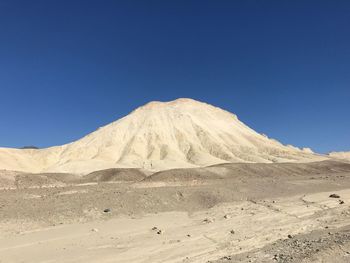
[0,1,349,153]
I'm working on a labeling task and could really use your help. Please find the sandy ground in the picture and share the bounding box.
[1,160,350,262]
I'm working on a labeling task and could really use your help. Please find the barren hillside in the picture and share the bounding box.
[0,98,325,173]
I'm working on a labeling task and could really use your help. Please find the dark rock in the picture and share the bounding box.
[203,218,213,223]
[329,194,340,198]
[20,146,39,149]
[103,208,111,213]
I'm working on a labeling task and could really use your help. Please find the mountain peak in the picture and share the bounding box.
[138,98,205,109]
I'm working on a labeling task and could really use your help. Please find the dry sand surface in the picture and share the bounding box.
[1,160,350,262]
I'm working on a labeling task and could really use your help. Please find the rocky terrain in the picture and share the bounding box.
[0,99,348,262]
[1,160,350,262]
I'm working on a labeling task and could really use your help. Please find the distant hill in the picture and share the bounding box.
[329,151,350,161]
[20,146,39,149]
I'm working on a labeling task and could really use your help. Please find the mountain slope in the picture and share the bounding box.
[0,98,325,173]
[329,152,350,162]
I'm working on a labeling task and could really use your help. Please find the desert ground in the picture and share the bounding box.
[0,160,350,262]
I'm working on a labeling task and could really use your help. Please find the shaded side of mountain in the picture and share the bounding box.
[1,168,147,189]
[81,168,146,182]
[145,160,350,182]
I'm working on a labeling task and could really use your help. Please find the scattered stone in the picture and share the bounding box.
[273,254,289,261]
[223,214,230,219]
[288,234,293,239]
[157,230,162,235]
[230,230,235,234]
[203,218,214,223]
[187,234,191,237]
[329,194,340,198]
[103,208,111,213]
[339,200,345,204]
[152,226,158,230]
[91,228,99,232]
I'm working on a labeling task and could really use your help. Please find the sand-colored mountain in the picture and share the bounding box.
[329,152,350,161]
[0,98,325,173]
